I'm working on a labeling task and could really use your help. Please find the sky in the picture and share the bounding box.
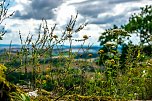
[0,0,152,45]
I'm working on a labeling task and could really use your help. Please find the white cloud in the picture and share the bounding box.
[54,2,76,26]
[0,0,152,45]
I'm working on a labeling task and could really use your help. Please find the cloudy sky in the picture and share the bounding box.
[1,0,152,45]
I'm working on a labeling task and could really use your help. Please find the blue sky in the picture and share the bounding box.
[0,0,152,45]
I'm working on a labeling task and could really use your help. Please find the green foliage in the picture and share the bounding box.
[98,25,131,66]
[0,64,24,101]
[61,94,113,101]
[97,4,152,100]
[0,64,6,78]
[124,5,152,45]
[142,45,152,56]
[99,25,130,46]
[10,92,30,101]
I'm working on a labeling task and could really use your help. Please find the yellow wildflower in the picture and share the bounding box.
[83,35,89,40]
[45,75,50,79]
[53,35,58,39]
[88,54,93,57]
[110,59,115,64]
[98,50,104,54]
[43,80,46,84]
